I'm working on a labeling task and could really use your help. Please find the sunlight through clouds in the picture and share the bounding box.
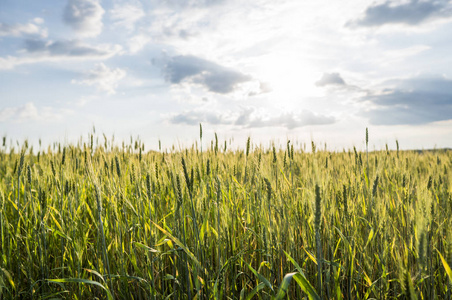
[0,0,451,149]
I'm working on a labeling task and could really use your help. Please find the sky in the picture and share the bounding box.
[1,0,452,151]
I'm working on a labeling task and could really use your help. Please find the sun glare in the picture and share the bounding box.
[255,51,324,105]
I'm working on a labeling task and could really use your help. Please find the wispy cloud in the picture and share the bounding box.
[159,55,252,94]
[0,39,121,70]
[347,0,452,28]
[145,1,225,43]
[110,3,145,32]
[63,0,104,37]
[159,0,226,9]
[24,39,114,56]
[0,102,72,123]
[72,63,126,94]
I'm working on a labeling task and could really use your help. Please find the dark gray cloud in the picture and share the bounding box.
[24,39,111,57]
[362,75,452,125]
[316,72,346,86]
[347,0,452,27]
[170,108,335,129]
[63,0,104,37]
[161,55,252,94]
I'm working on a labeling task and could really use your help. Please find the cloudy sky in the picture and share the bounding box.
[1,0,452,151]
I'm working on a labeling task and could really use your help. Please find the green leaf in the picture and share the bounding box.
[48,278,113,300]
[134,241,159,253]
[284,251,306,275]
[302,247,317,265]
[437,250,452,284]
[274,272,295,300]
[53,230,73,241]
[334,227,352,255]
[284,252,320,300]
[364,228,374,249]
[244,260,274,292]
[292,273,321,300]
[0,268,15,290]
[244,282,266,300]
[151,220,206,274]
[404,269,418,300]
[84,268,106,283]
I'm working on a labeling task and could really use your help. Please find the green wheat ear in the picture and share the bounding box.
[130,163,136,184]
[286,140,291,159]
[264,177,272,202]
[50,160,56,177]
[214,132,218,154]
[181,157,190,188]
[246,137,251,157]
[272,146,277,164]
[396,140,400,158]
[372,175,379,196]
[146,173,151,196]
[366,127,368,146]
[27,165,32,185]
[115,156,121,178]
[61,147,66,166]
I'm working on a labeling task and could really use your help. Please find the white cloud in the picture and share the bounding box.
[72,63,126,94]
[0,19,48,38]
[32,18,45,25]
[110,3,145,31]
[127,34,150,54]
[384,45,431,59]
[0,102,72,123]
[63,0,105,37]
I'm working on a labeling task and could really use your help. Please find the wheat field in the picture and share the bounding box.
[0,130,451,299]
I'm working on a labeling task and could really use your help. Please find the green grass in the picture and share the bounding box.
[0,133,451,299]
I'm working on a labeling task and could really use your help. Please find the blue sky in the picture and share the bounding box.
[1,0,452,151]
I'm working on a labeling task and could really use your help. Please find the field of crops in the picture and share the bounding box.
[0,130,451,299]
